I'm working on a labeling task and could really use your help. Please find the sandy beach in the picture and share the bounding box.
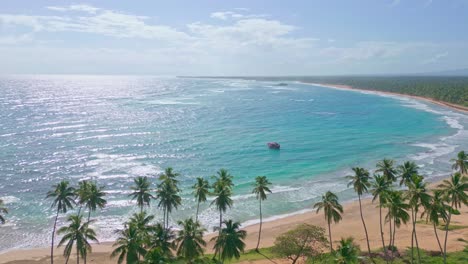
[305,82,468,113]
[1,179,466,264]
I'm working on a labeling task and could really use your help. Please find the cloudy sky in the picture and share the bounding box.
[1,0,467,75]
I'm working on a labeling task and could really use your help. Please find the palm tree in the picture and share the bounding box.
[376,159,398,183]
[156,180,181,228]
[451,151,468,175]
[371,174,392,260]
[398,161,418,186]
[192,177,210,222]
[111,224,147,264]
[76,180,90,215]
[129,176,154,213]
[313,191,343,251]
[159,167,180,188]
[406,174,431,263]
[176,218,206,263]
[83,182,106,221]
[211,182,233,235]
[147,223,176,258]
[438,173,468,263]
[212,220,246,263]
[57,214,98,264]
[213,169,234,190]
[46,180,76,264]
[384,190,410,254]
[0,199,7,224]
[252,175,272,251]
[128,211,155,243]
[346,167,372,256]
[335,237,360,264]
[421,190,448,254]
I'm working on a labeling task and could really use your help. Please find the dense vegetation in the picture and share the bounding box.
[0,151,467,263]
[194,76,468,107]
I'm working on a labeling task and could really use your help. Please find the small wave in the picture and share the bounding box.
[0,196,20,204]
[75,132,153,141]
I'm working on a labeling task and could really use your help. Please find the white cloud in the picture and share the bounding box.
[210,10,268,20]
[422,51,448,64]
[47,4,100,14]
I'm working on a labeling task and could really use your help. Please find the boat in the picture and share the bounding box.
[267,142,280,149]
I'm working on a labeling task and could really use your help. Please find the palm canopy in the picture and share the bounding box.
[57,214,98,261]
[335,237,360,264]
[422,190,449,226]
[376,159,398,183]
[176,218,206,262]
[46,180,76,213]
[370,174,392,204]
[451,151,468,175]
[406,174,432,212]
[212,220,247,262]
[192,177,210,203]
[252,176,272,201]
[85,182,107,215]
[398,161,418,186]
[160,167,180,188]
[147,223,176,257]
[76,180,91,207]
[313,191,343,224]
[213,169,234,190]
[128,211,155,240]
[156,180,182,215]
[129,176,154,210]
[0,199,8,224]
[346,167,371,196]
[211,184,233,213]
[111,224,147,264]
[438,173,468,209]
[385,191,410,227]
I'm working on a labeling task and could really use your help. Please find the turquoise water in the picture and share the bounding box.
[0,75,467,251]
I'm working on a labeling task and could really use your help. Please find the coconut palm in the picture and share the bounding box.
[376,159,398,183]
[0,199,7,224]
[111,224,147,264]
[46,180,76,264]
[83,182,106,221]
[438,173,468,263]
[192,177,210,222]
[213,169,234,190]
[252,176,272,251]
[212,220,246,263]
[346,167,372,256]
[451,151,468,175]
[57,214,98,264]
[156,180,181,228]
[421,190,449,254]
[371,174,392,260]
[147,223,176,258]
[406,174,431,263]
[76,180,90,215]
[176,218,207,263]
[313,191,343,251]
[159,167,180,188]
[384,190,410,253]
[211,182,233,235]
[129,176,154,213]
[128,211,155,242]
[398,161,418,186]
[335,237,360,264]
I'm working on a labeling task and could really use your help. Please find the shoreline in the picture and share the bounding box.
[303,82,468,113]
[1,180,467,264]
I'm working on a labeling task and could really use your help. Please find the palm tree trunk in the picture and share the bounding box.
[51,208,59,264]
[358,195,372,256]
[219,210,222,235]
[410,208,415,264]
[77,205,82,216]
[443,201,454,264]
[87,210,91,222]
[379,205,388,262]
[433,222,443,254]
[388,209,392,251]
[163,207,167,229]
[391,217,396,261]
[65,253,71,264]
[196,201,200,222]
[256,199,262,251]
[328,221,333,252]
[414,211,421,263]
[76,245,79,264]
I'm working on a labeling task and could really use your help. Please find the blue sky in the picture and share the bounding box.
[1,0,467,75]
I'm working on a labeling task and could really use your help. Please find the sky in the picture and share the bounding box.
[1,0,468,75]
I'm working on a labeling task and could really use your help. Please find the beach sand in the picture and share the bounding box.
[304,82,468,113]
[1,182,466,264]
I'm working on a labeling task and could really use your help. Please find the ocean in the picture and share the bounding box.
[0,75,467,251]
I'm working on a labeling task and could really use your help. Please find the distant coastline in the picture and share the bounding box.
[303,82,468,113]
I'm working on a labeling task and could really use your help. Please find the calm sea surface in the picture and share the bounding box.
[0,75,467,251]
